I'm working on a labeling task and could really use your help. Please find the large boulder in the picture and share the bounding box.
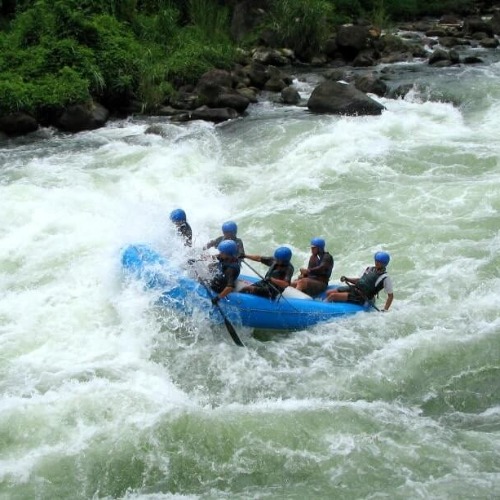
[56,102,109,132]
[0,111,38,136]
[195,69,250,113]
[281,86,301,105]
[307,80,385,116]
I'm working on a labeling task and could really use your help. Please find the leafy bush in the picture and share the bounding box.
[0,67,90,114]
[165,26,235,86]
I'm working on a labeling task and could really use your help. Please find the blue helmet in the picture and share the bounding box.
[217,239,238,257]
[274,246,292,263]
[170,208,186,223]
[222,221,238,235]
[310,237,325,250]
[374,251,390,266]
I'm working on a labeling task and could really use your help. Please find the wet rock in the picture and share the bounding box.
[336,25,370,61]
[354,73,388,97]
[307,80,384,116]
[191,106,240,123]
[0,111,38,136]
[281,86,301,105]
[55,102,109,133]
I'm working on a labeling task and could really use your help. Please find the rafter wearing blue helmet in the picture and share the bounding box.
[169,208,192,247]
[290,237,334,297]
[325,251,394,311]
[208,239,242,304]
[204,220,245,258]
[241,246,295,299]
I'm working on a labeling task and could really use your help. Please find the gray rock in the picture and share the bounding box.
[307,80,384,116]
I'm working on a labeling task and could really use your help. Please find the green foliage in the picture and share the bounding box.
[0,67,90,114]
[88,14,143,98]
[165,26,235,86]
[133,5,180,45]
[331,0,362,23]
[269,0,334,59]
[369,0,392,30]
[188,0,231,44]
[357,0,475,19]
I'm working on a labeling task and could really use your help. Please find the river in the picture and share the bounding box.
[1,46,500,499]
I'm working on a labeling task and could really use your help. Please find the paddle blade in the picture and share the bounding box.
[223,315,245,347]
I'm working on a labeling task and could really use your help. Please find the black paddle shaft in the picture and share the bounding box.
[198,279,244,347]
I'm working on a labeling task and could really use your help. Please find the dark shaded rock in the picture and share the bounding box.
[191,106,240,123]
[354,73,388,97]
[352,50,376,67]
[428,48,451,65]
[0,111,39,136]
[245,61,269,88]
[236,87,258,103]
[197,69,233,90]
[170,113,191,123]
[324,68,352,82]
[56,102,109,133]
[195,68,250,113]
[264,66,290,92]
[216,91,250,113]
[169,91,200,110]
[463,16,494,37]
[154,106,189,117]
[281,86,301,105]
[492,10,500,35]
[426,28,448,37]
[252,48,289,66]
[336,25,370,61]
[387,83,414,99]
[480,37,499,48]
[439,14,463,26]
[439,36,463,48]
[463,55,484,64]
[307,80,384,116]
[324,38,338,58]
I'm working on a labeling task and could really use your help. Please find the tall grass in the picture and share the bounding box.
[269,0,334,60]
[188,0,231,43]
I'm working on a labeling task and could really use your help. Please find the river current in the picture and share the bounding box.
[1,49,500,499]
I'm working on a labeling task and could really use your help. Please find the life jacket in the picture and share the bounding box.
[308,251,333,283]
[264,262,294,291]
[355,266,387,300]
[211,258,241,292]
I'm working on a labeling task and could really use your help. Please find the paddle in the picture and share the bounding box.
[198,279,245,347]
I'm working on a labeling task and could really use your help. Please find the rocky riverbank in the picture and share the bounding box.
[1,9,499,139]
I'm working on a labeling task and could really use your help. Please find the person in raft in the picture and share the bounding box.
[240,246,294,299]
[290,237,334,296]
[209,239,241,304]
[204,220,245,258]
[169,208,192,247]
[325,251,394,312]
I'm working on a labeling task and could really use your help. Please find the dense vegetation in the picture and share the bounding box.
[0,0,479,117]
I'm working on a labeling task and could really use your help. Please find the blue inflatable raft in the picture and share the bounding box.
[121,244,371,331]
